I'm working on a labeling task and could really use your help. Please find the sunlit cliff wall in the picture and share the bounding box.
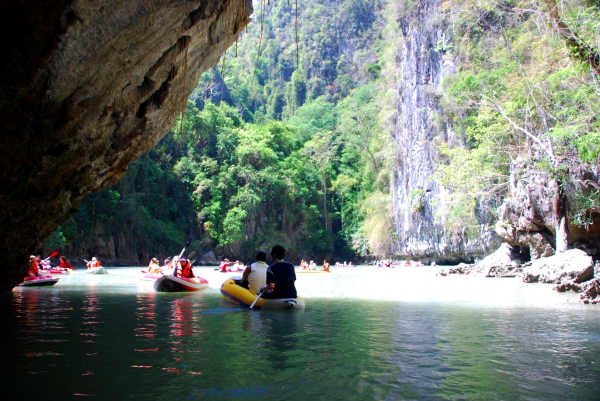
[389,0,500,264]
[0,0,252,291]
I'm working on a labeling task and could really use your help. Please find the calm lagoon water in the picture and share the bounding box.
[1,266,599,400]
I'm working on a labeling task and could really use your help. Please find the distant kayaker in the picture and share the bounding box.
[300,259,309,270]
[27,255,44,278]
[87,257,102,269]
[148,258,161,274]
[175,258,194,279]
[219,258,230,272]
[59,256,73,270]
[323,260,330,272]
[241,251,269,293]
[260,245,297,299]
[309,260,317,270]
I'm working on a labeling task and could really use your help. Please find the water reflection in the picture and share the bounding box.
[0,268,599,400]
[134,293,156,339]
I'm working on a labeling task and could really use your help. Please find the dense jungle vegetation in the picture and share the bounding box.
[43,0,600,263]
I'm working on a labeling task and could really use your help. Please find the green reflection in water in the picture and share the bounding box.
[0,289,599,400]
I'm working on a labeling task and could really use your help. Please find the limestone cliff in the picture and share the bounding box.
[0,0,252,291]
[389,0,500,264]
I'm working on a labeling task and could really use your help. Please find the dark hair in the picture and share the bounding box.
[256,251,267,262]
[270,245,286,260]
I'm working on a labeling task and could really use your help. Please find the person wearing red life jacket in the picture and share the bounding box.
[176,258,194,279]
[27,255,43,277]
[219,258,230,272]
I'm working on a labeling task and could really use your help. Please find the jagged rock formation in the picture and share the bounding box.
[0,0,252,292]
[496,166,600,261]
[390,0,500,264]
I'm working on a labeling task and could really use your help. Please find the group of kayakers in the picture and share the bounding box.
[300,259,331,271]
[147,255,195,278]
[27,254,75,277]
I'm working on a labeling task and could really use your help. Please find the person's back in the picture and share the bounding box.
[247,260,269,293]
[264,260,297,299]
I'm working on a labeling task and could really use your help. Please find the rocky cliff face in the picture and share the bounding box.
[0,0,252,291]
[389,0,500,264]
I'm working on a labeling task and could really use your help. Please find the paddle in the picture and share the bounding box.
[178,236,193,259]
[249,248,297,309]
[43,250,59,262]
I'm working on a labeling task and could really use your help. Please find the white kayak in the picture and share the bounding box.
[86,267,108,275]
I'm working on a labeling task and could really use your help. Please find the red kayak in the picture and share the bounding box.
[139,268,174,281]
[153,275,209,292]
[21,276,60,287]
[41,268,72,275]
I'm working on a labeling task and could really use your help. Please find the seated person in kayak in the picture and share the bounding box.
[241,251,269,293]
[323,260,330,272]
[59,256,73,270]
[260,245,297,299]
[87,257,102,269]
[148,257,161,274]
[309,260,317,270]
[175,258,194,279]
[300,259,309,270]
[27,255,44,278]
[219,258,231,272]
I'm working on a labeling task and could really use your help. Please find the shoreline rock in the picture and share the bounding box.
[438,244,600,304]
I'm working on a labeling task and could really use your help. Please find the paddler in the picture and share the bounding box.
[323,260,330,272]
[59,256,73,270]
[219,258,230,272]
[27,255,44,278]
[148,257,161,274]
[175,258,194,279]
[87,257,102,269]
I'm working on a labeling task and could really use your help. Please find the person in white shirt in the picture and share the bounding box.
[241,251,269,293]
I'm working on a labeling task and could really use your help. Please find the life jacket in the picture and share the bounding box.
[178,261,194,278]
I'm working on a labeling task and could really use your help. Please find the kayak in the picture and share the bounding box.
[220,277,305,310]
[41,268,71,275]
[297,269,330,274]
[216,267,245,273]
[21,276,60,287]
[139,269,173,281]
[86,267,108,275]
[153,275,209,292]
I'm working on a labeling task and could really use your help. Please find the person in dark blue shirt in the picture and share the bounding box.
[261,245,297,299]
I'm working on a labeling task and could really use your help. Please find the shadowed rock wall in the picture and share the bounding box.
[0,0,252,291]
[390,0,500,263]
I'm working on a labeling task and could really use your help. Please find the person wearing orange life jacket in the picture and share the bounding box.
[175,258,194,279]
[87,257,102,269]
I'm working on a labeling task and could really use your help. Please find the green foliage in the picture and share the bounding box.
[43,226,67,250]
[435,0,600,238]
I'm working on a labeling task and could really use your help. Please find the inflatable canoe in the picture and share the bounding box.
[154,275,209,292]
[139,269,173,281]
[41,268,71,275]
[86,267,108,275]
[21,276,60,287]
[220,277,305,310]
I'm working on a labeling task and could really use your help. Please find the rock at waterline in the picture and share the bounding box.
[521,249,593,285]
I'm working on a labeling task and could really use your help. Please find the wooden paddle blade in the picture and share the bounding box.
[187,251,196,260]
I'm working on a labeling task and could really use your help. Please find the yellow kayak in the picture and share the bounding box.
[220,277,305,310]
[296,269,330,273]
